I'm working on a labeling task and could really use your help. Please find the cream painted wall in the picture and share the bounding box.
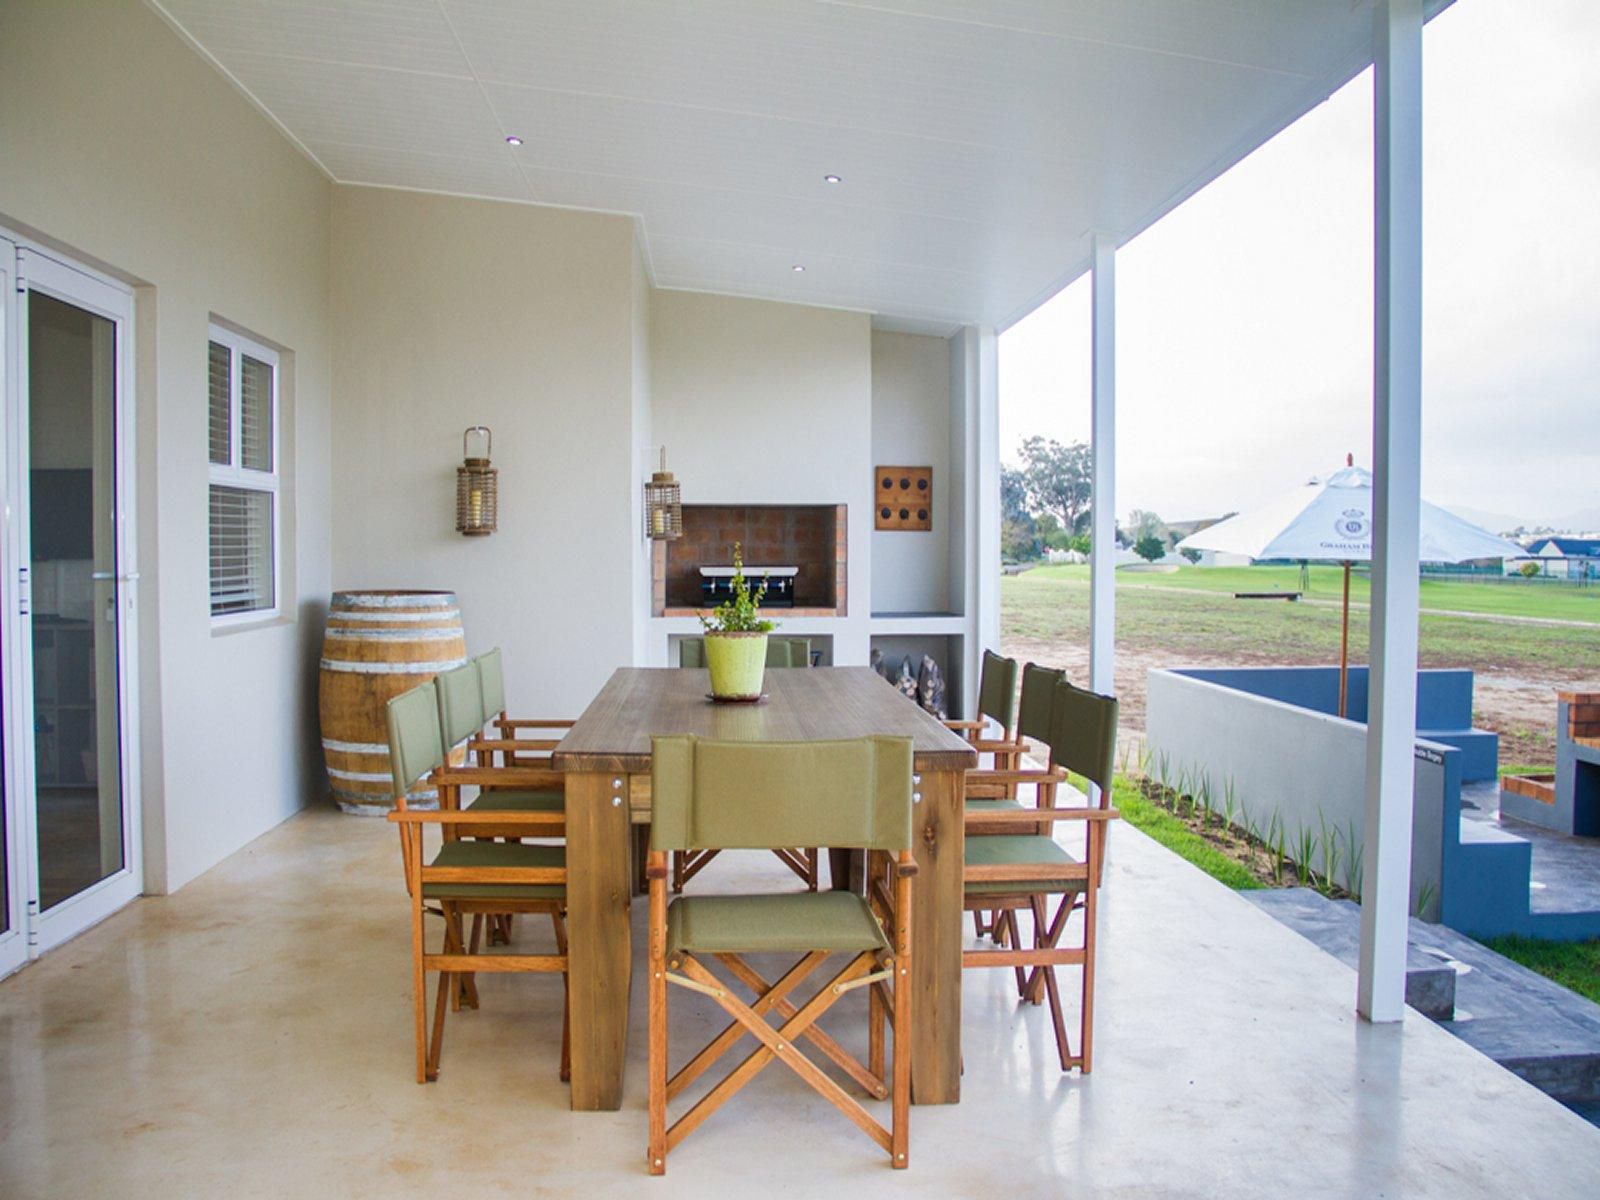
[0,0,334,892]
[329,188,641,717]
[631,240,655,667]
[647,291,874,663]
[871,331,952,615]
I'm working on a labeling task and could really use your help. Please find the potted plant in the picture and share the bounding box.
[700,542,775,700]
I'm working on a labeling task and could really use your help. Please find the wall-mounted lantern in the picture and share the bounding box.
[455,426,497,536]
[643,447,682,540]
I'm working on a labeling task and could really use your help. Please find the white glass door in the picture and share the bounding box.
[1,236,140,972]
[0,236,23,979]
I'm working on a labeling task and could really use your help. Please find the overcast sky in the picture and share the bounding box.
[998,0,1600,531]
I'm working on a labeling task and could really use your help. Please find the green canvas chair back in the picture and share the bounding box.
[677,636,811,668]
[475,648,506,717]
[1016,663,1065,742]
[769,637,811,667]
[975,650,1019,731]
[387,681,446,800]
[650,735,913,854]
[435,661,485,748]
[1046,678,1118,795]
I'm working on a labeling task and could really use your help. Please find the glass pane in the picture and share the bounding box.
[239,354,273,472]
[208,341,231,465]
[28,290,124,910]
[209,485,274,616]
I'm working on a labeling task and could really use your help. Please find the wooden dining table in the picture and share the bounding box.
[551,665,977,1111]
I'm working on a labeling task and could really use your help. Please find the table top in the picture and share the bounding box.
[552,666,979,774]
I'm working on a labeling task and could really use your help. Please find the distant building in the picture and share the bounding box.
[1167,514,1250,567]
[1511,536,1600,580]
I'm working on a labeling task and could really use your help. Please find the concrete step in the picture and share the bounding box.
[1243,888,1456,1019]
[1246,887,1600,1113]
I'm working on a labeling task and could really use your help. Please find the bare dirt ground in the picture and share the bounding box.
[1002,618,1595,771]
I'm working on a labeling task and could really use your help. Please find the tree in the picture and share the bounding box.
[1133,532,1166,562]
[1126,508,1170,545]
[1000,465,1030,523]
[1179,546,1202,564]
[1018,437,1092,535]
[1001,518,1040,562]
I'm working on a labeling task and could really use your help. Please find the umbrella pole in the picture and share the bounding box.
[1338,561,1351,718]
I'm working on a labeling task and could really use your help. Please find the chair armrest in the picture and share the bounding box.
[494,717,576,731]
[470,737,560,753]
[386,808,566,830]
[963,807,1119,829]
[962,767,1067,785]
[970,739,1024,754]
[433,765,565,788]
[942,719,987,731]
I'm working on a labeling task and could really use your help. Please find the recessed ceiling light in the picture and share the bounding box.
[505,134,523,146]
[823,174,842,184]
[792,265,806,273]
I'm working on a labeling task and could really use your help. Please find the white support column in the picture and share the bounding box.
[1088,235,1116,698]
[1358,0,1424,1023]
[974,325,1001,664]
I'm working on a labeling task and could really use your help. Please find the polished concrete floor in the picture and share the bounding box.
[3,808,1599,1199]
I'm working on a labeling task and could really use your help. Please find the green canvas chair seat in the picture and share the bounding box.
[963,835,1086,897]
[667,892,890,957]
[467,787,564,814]
[422,841,567,903]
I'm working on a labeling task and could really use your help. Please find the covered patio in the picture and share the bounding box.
[4,806,1596,1198]
[3,0,1598,1193]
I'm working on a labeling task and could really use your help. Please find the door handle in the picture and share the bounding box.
[90,572,140,582]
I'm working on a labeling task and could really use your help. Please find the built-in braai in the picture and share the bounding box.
[652,504,847,616]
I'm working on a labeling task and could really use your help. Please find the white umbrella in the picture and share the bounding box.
[1178,458,1525,716]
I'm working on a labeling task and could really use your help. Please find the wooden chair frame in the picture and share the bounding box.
[962,767,1118,1073]
[388,803,571,1083]
[647,848,915,1175]
[671,844,818,893]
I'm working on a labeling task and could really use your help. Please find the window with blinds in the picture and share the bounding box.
[208,327,279,621]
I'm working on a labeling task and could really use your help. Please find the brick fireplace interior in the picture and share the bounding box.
[653,504,847,616]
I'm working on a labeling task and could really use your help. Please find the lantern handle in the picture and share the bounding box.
[463,425,492,459]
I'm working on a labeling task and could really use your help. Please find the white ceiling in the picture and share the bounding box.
[150,0,1450,333]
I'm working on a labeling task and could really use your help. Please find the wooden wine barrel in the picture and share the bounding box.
[318,590,467,814]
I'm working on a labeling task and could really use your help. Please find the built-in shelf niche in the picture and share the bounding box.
[653,504,846,616]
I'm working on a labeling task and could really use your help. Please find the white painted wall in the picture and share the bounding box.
[647,291,873,663]
[329,187,641,717]
[0,0,334,892]
[870,331,951,615]
[631,239,655,667]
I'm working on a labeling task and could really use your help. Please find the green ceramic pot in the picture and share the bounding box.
[704,631,768,699]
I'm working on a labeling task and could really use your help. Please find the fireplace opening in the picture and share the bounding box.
[653,504,847,616]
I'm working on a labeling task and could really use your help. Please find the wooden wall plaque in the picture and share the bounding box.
[875,466,932,531]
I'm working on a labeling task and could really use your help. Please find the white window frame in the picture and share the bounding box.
[207,324,280,626]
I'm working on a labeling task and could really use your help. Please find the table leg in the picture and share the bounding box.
[911,768,962,1104]
[565,770,633,1110]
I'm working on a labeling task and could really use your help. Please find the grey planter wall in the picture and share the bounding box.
[1145,668,1450,920]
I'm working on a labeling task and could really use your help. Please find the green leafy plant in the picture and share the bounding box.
[1267,811,1286,884]
[1294,827,1315,886]
[1345,821,1364,897]
[698,542,775,634]
[1415,881,1437,919]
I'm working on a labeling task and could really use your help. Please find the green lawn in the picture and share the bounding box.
[1021,563,1600,624]
[1003,570,1600,675]
[1109,776,1263,891]
[1481,935,1600,1005]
